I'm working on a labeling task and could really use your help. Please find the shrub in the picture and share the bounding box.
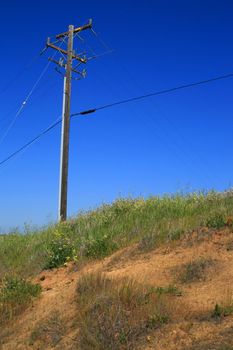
[138,232,158,251]
[205,213,226,229]
[150,285,182,297]
[167,228,184,241]
[76,272,172,350]
[212,303,233,319]
[82,234,118,259]
[0,276,41,324]
[45,229,76,269]
[178,258,213,283]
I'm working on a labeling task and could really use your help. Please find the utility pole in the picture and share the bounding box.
[46,20,92,222]
[59,25,73,222]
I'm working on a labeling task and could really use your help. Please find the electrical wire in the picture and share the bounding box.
[91,27,112,52]
[0,37,67,146]
[0,74,59,128]
[72,70,233,187]
[73,29,113,63]
[72,72,233,116]
[107,58,213,186]
[0,117,62,167]
[0,60,53,145]
[87,31,223,186]
[1,70,233,169]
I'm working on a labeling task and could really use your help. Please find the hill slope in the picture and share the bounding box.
[1,225,233,349]
[1,192,233,349]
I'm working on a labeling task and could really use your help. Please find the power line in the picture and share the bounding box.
[71,71,233,116]
[0,60,54,146]
[0,117,62,167]
[0,74,60,127]
[0,36,68,146]
[1,70,233,168]
[91,27,112,52]
[109,58,214,186]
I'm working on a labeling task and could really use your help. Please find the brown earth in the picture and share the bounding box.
[1,227,233,350]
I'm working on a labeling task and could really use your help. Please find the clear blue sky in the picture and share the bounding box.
[0,0,233,231]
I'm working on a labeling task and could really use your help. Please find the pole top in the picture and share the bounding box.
[56,19,93,39]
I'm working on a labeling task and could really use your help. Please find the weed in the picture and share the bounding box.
[149,285,182,297]
[167,228,185,241]
[30,311,66,348]
[75,272,172,350]
[82,234,119,259]
[212,303,233,319]
[138,232,158,251]
[45,229,76,269]
[178,258,213,283]
[205,213,226,229]
[189,343,233,350]
[146,313,169,328]
[0,276,41,324]
[226,241,233,251]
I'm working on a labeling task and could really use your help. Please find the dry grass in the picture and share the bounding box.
[29,311,67,349]
[212,288,233,319]
[75,272,181,350]
[189,343,233,350]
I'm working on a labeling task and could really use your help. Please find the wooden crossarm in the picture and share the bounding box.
[46,42,87,63]
[56,19,92,39]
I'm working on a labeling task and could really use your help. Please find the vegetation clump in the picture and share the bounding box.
[150,285,182,297]
[205,213,226,229]
[45,228,76,269]
[212,303,233,319]
[0,276,41,324]
[178,258,213,283]
[30,311,66,348]
[76,272,172,350]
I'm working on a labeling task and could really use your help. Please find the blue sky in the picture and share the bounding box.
[0,0,233,231]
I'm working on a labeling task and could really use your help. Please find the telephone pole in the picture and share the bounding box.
[46,20,92,221]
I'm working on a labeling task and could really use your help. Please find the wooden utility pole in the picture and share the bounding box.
[46,20,92,222]
[59,25,74,222]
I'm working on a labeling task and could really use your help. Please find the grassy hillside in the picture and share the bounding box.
[1,191,233,349]
[1,191,233,279]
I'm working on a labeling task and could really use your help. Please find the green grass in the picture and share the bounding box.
[0,276,41,325]
[149,285,182,297]
[1,191,233,281]
[212,303,233,319]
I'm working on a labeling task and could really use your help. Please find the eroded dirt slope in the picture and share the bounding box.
[1,227,233,350]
